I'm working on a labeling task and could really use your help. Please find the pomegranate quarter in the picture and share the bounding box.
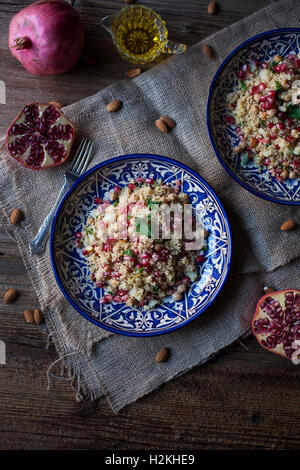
[252,289,300,360]
[6,103,75,170]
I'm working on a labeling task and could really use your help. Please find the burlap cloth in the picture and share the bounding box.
[1,0,300,412]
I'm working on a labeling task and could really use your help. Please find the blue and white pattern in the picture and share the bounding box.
[207,28,300,205]
[50,155,232,336]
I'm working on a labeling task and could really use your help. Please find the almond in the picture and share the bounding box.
[208,1,217,15]
[125,68,142,79]
[49,101,63,109]
[106,99,122,112]
[202,44,214,59]
[3,288,19,304]
[155,119,168,133]
[10,208,24,225]
[280,219,296,231]
[156,347,171,363]
[159,116,176,129]
[34,308,44,325]
[24,310,34,324]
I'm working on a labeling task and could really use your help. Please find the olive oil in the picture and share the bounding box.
[112,6,167,64]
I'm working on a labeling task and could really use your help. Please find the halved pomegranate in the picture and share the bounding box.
[6,102,75,170]
[251,289,300,360]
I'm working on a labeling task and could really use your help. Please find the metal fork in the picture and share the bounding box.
[29,138,93,255]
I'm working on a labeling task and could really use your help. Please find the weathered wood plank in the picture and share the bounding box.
[2,0,297,452]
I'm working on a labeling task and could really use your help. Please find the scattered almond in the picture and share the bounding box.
[202,44,214,59]
[3,288,19,304]
[34,308,44,325]
[49,101,63,109]
[125,68,142,79]
[264,286,275,294]
[24,309,34,324]
[10,208,24,225]
[155,119,168,133]
[156,347,171,363]
[106,99,122,112]
[159,116,176,129]
[208,1,217,15]
[280,219,296,231]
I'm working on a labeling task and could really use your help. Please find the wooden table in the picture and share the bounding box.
[2,0,299,451]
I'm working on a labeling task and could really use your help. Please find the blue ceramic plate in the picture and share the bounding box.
[50,154,232,336]
[207,28,300,205]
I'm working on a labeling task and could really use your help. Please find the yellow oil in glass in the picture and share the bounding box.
[112,6,167,64]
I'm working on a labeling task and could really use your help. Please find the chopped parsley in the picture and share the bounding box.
[287,104,300,120]
[275,80,283,92]
[240,80,246,93]
[123,249,135,257]
[259,119,265,126]
[147,198,161,208]
[85,227,93,234]
[270,60,279,71]
[112,198,119,206]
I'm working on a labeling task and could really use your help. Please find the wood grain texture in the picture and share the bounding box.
[2,0,299,452]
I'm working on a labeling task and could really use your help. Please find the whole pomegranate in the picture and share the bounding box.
[252,289,300,360]
[6,102,75,170]
[9,0,84,75]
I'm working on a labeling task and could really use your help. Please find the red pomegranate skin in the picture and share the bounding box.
[9,0,85,76]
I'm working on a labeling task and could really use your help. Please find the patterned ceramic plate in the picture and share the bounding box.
[50,155,232,336]
[207,28,300,205]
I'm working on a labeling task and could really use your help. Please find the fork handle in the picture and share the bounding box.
[29,180,70,255]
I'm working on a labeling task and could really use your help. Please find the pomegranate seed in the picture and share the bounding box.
[82,249,89,256]
[75,232,82,239]
[287,118,294,126]
[277,112,286,121]
[258,82,266,91]
[139,300,145,307]
[267,90,276,97]
[136,264,143,269]
[260,102,267,110]
[261,62,267,69]
[273,65,282,73]
[238,70,245,79]
[136,177,144,183]
[113,186,121,193]
[128,183,136,190]
[103,243,110,252]
[266,102,274,110]
[270,134,277,140]
[251,85,259,94]
[145,177,154,184]
[94,197,102,205]
[197,255,205,263]
[96,282,105,288]
[280,63,288,72]
[235,126,241,134]
[294,59,300,68]
[267,122,274,129]
[153,271,161,278]
[275,144,280,150]
[277,122,285,130]
[182,276,191,284]
[259,95,267,102]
